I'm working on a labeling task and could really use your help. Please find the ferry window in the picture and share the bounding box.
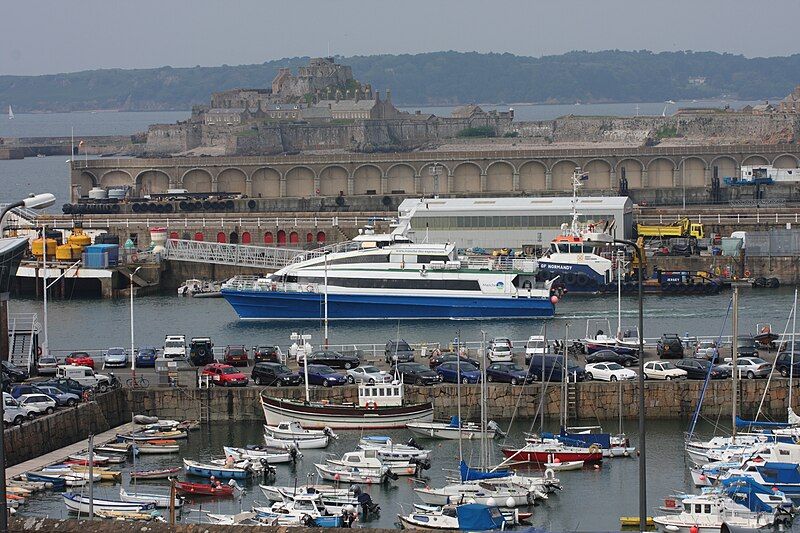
[457,216,465,227]
[694,504,701,513]
[684,503,691,513]
[394,387,400,395]
[704,504,711,513]
[379,388,385,397]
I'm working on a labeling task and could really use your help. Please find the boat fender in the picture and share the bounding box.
[588,444,601,454]
[366,401,378,409]
[37,346,42,356]
[544,468,555,480]
[270,282,277,291]
[744,270,752,278]
[432,348,441,357]
[306,284,315,292]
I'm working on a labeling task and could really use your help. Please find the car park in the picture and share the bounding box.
[189,337,215,366]
[163,335,187,360]
[775,352,800,378]
[718,357,771,379]
[485,362,533,385]
[393,362,442,386]
[103,347,128,368]
[303,350,361,370]
[656,334,685,359]
[385,340,415,364]
[65,352,95,369]
[584,349,638,367]
[17,393,57,415]
[527,354,586,382]
[436,361,481,384]
[201,363,249,387]
[347,365,391,385]
[35,385,80,407]
[251,362,302,387]
[36,355,60,375]
[223,345,249,367]
[428,352,480,369]
[304,364,347,387]
[642,361,688,380]
[253,345,282,363]
[675,358,730,380]
[585,362,637,382]
[1,361,29,382]
[135,346,158,368]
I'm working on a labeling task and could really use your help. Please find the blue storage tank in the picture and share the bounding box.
[82,252,108,269]
[84,244,119,266]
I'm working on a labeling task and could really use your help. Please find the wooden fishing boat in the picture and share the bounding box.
[68,466,122,482]
[23,472,66,490]
[134,440,180,454]
[222,445,295,464]
[130,467,181,480]
[119,487,183,508]
[117,430,187,442]
[66,453,110,466]
[174,480,234,497]
[62,492,153,514]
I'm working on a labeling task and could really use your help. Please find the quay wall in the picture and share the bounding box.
[127,379,793,424]
[11,517,372,533]
[4,389,128,466]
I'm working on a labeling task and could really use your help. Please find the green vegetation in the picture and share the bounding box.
[1,50,798,112]
[234,129,260,137]
[655,125,680,139]
[503,131,519,138]
[457,126,495,138]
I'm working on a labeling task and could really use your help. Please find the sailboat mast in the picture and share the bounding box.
[617,252,623,337]
[790,289,798,408]
[480,331,486,469]
[562,325,569,429]
[457,345,463,463]
[732,286,739,441]
[323,252,329,347]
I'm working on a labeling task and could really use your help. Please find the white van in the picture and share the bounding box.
[164,335,187,360]
[3,392,34,426]
[56,365,112,391]
[525,335,547,365]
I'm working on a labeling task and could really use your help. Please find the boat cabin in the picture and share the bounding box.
[358,381,403,408]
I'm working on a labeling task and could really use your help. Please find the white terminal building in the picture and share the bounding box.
[398,196,634,251]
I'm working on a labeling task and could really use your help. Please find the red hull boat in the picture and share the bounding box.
[501,447,603,464]
[174,481,234,497]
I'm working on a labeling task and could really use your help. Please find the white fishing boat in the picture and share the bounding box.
[264,434,329,450]
[543,459,583,471]
[326,449,427,477]
[413,481,533,507]
[63,492,153,514]
[253,493,348,527]
[358,436,432,461]
[260,484,355,502]
[314,462,392,484]
[119,487,183,508]
[133,441,180,454]
[223,445,297,463]
[204,511,259,525]
[406,417,502,440]
[264,421,337,441]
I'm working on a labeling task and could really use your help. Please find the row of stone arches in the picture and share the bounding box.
[177,230,327,245]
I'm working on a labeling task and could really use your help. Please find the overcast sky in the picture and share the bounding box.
[3,0,799,76]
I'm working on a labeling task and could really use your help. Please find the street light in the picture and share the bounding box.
[130,266,143,386]
[585,233,646,531]
[0,194,56,230]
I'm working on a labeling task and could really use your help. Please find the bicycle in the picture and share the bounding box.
[126,376,150,389]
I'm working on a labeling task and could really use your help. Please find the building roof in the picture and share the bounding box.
[399,196,633,215]
[314,99,377,112]
[207,108,245,115]
[451,104,485,118]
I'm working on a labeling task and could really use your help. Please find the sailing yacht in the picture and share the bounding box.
[8,105,14,120]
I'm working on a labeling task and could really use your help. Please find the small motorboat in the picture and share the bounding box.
[119,487,183,508]
[223,445,297,464]
[134,440,180,454]
[96,442,132,455]
[264,434,330,450]
[326,449,428,477]
[406,417,503,440]
[118,430,187,442]
[264,421,337,441]
[183,458,253,479]
[66,453,110,466]
[23,472,67,490]
[130,467,181,480]
[259,484,355,502]
[204,511,259,525]
[754,323,779,348]
[314,462,393,484]
[398,502,506,531]
[174,480,235,497]
[63,492,154,514]
[94,509,161,521]
[543,459,584,471]
[253,492,349,528]
[67,466,122,482]
[358,436,432,461]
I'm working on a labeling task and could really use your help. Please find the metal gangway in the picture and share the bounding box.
[164,239,305,270]
[8,313,39,373]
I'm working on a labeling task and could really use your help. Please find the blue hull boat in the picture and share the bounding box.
[183,459,251,480]
[24,471,67,490]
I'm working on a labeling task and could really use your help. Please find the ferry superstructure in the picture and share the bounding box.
[222,224,558,321]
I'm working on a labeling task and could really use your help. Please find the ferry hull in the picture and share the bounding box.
[261,396,434,430]
[538,263,606,294]
[222,289,555,320]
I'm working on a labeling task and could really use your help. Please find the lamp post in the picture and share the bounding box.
[130,266,143,386]
[0,193,55,533]
[586,234,646,531]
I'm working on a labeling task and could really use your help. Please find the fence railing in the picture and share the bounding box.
[39,215,392,229]
[165,239,303,269]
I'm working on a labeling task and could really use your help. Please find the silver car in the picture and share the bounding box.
[103,347,128,368]
[346,365,391,385]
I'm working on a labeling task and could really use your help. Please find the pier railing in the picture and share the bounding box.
[165,239,303,269]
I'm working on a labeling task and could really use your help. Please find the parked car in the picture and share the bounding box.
[776,352,800,378]
[10,384,45,399]
[585,362,637,382]
[675,358,730,380]
[17,393,57,415]
[135,346,158,368]
[223,345,249,367]
[436,361,481,384]
[527,354,586,382]
[524,336,547,365]
[428,352,480,369]
[487,339,514,363]
[1,361,29,382]
[251,362,302,387]
[485,362,533,385]
[55,365,112,391]
[385,340,415,364]
[253,345,282,364]
[303,350,361,370]
[3,393,34,426]
[164,335,187,360]
[36,377,91,397]
[36,355,60,375]
[681,334,699,351]
[200,363,249,387]
[642,361,688,380]
[735,335,759,358]
[103,347,128,368]
[584,349,638,367]
[65,352,95,369]
[694,341,720,362]
[656,334,685,359]
[718,357,771,379]
[189,337,215,366]
[393,362,442,386]
[347,365,391,385]
[35,385,80,407]
[305,364,347,387]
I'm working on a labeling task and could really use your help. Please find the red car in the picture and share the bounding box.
[201,363,249,387]
[65,351,95,369]
[223,345,249,367]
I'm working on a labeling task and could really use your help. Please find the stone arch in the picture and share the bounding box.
[742,155,769,167]
[550,160,580,191]
[319,165,349,197]
[710,156,738,184]
[181,232,191,240]
[616,159,643,189]
[583,159,612,190]
[353,164,382,195]
[285,166,315,197]
[216,232,226,243]
[289,231,299,244]
[182,168,213,193]
[135,169,170,195]
[251,167,281,198]
[241,231,251,244]
[316,231,326,243]
[773,154,799,169]
[264,231,274,244]
[485,161,514,192]
[419,163,449,194]
[217,168,247,195]
[680,157,707,187]
[229,231,239,244]
[647,158,675,188]
[518,161,546,192]
[277,230,286,245]
[452,162,481,193]
[76,171,97,197]
[306,232,314,244]
[386,163,415,194]
[99,170,131,189]
[193,232,204,241]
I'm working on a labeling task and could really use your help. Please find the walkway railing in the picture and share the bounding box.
[164,239,303,269]
[39,215,392,229]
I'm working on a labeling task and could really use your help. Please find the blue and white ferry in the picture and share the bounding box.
[221,226,558,321]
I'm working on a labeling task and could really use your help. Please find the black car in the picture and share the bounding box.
[775,352,800,378]
[428,352,480,369]
[486,362,534,385]
[393,362,442,386]
[385,340,414,364]
[189,337,215,366]
[253,346,281,363]
[35,377,90,396]
[736,335,759,357]
[251,362,302,386]
[1,361,29,382]
[657,334,685,359]
[302,350,361,369]
[584,349,638,367]
[675,358,730,380]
